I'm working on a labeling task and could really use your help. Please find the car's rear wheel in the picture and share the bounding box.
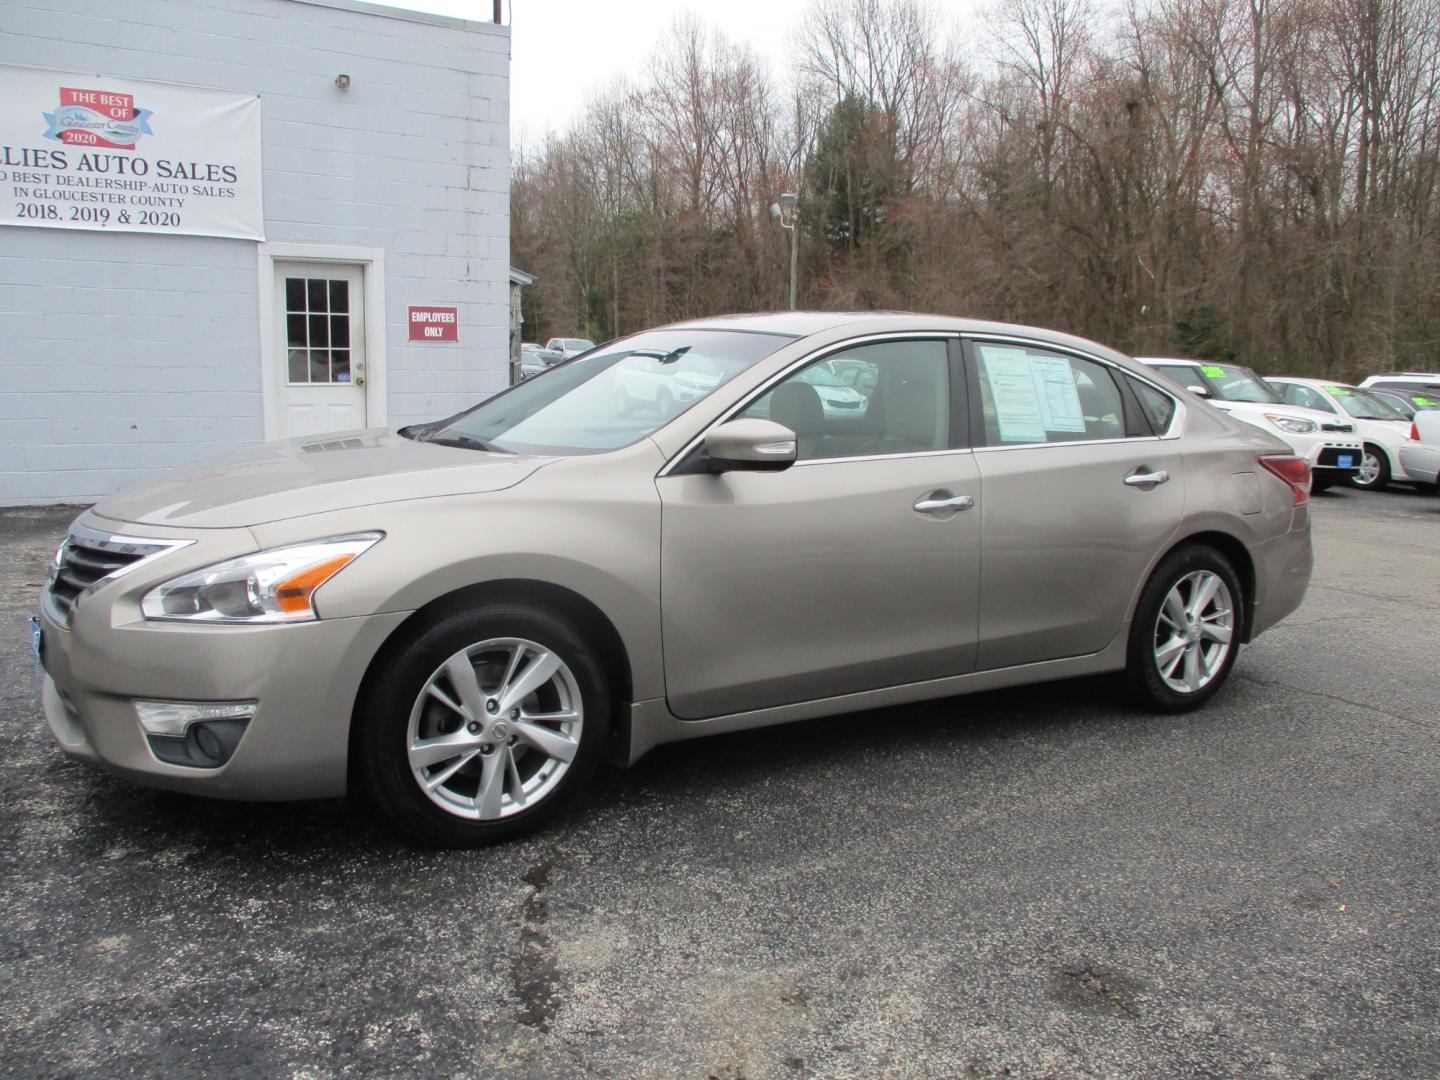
[1349,445,1390,490]
[359,603,610,847]
[1125,544,1244,712]
[1310,473,1333,493]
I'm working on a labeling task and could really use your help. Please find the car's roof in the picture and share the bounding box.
[663,311,1132,361]
[1267,376,1351,388]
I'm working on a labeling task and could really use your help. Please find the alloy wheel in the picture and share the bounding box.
[405,637,583,820]
[1152,570,1235,694]
[1354,451,1382,487]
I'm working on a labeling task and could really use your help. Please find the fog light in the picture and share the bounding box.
[135,699,257,736]
[135,700,256,769]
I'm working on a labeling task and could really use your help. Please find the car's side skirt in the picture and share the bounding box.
[622,636,1129,766]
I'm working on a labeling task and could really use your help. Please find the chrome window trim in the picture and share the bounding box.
[968,334,1186,443]
[791,446,975,468]
[972,435,1163,454]
[657,331,963,477]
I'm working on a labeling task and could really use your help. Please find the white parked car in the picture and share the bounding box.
[1399,410,1440,489]
[1265,377,1425,492]
[789,363,870,418]
[1139,359,1363,491]
[545,337,596,360]
[614,352,725,416]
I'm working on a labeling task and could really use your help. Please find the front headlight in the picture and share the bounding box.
[141,533,382,624]
[1264,413,1318,435]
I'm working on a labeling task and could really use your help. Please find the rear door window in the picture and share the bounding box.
[971,342,1133,445]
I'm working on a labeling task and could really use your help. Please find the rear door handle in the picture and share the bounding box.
[1124,469,1170,488]
[914,493,974,514]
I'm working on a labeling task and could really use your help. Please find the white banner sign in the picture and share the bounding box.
[0,64,262,240]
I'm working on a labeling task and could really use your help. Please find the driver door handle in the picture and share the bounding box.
[914,493,974,514]
[1124,469,1170,488]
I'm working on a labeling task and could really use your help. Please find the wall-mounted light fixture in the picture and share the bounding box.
[335,74,351,90]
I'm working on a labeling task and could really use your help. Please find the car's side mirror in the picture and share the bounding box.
[1187,384,1212,398]
[703,419,797,472]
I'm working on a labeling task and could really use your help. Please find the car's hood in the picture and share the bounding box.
[91,429,551,529]
[1213,401,1342,424]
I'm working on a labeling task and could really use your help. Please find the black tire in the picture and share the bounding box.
[358,602,610,848]
[1310,474,1332,493]
[1124,544,1245,713]
[1348,444,1391,490]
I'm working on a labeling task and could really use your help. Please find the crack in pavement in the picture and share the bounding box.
[1236,672,1427,729]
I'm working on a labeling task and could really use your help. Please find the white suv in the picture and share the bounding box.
[545,337,597,360]
[1138,358,1363,490]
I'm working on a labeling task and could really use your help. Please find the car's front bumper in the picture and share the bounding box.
[35,524,409,800]
[1282,430,1363,475]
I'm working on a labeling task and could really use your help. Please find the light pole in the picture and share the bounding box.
[770,192,798,310]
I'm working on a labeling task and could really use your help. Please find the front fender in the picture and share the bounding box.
[250,441,667,701]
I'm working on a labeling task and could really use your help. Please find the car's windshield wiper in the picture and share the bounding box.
[424,433,514,454]
[397,423,437,441]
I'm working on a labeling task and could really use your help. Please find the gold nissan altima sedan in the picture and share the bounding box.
[35,314,1314,846]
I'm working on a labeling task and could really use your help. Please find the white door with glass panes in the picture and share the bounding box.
[274,261,368,438]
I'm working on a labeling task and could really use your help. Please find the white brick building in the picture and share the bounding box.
[0,0,511,505]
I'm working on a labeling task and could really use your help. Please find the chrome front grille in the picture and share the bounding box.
[46,526,190,626]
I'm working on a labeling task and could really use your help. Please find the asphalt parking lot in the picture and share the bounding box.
[1,490,1436,1079]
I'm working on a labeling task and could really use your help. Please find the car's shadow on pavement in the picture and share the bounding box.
[50,673,1140,859]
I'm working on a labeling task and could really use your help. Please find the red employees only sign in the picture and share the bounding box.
[408,306,458,342]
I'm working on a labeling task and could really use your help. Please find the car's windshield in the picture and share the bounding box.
[1156,362,1282,403]
[1371,392,1417,419]
[1326,385,1407,421]
[420,329,792,455]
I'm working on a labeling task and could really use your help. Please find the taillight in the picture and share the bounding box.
[1411,422,1420,441]
[1259,453,1311,505]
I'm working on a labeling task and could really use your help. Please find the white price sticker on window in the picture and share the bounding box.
[1029,355,1086,432]
[980,347,1047,442]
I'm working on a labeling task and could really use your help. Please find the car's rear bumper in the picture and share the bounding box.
[1399,444,1440,486]
[1248,512,1314,639]
[37,598,408,801]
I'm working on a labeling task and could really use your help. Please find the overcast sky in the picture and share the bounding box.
[376,0,938,145]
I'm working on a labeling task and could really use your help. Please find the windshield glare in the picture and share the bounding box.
[1329,386,1406,421]
[427,329,791,455]
[1196,364,1282,403]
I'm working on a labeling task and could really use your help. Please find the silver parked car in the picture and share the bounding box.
[36,314,1314,846]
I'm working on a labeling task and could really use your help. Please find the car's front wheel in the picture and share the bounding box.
[358,603,610,847]
[1125,544,1244,712]
[1349,444,1391,490]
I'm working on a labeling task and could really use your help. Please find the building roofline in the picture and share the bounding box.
[286,0,509,36]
